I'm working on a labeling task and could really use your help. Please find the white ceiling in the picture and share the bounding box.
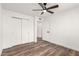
[2,3,79,18]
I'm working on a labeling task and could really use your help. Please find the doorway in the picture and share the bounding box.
[37,18,43,41]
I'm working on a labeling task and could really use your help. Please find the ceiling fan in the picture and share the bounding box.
[32,3,59,15]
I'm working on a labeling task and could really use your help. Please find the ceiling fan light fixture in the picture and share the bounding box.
[43,10,46,12]
[33,3,59,15]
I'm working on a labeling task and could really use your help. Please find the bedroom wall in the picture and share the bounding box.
[2,9,35,49]
[0,3,2,55]
[42,7,79,51]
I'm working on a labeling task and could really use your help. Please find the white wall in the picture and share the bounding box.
[42,7,79,51]
[0,3,2,55]
[2,9,35,49]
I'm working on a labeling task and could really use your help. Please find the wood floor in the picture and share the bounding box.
[1,39,79,56]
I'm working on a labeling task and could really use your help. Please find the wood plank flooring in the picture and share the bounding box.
[1,39,79,56]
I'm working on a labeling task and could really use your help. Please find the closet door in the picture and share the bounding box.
[22,18,34,43]
[22,19,29,43]
[3,15,21,49]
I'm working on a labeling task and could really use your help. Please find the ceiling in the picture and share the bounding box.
[2,3,79,18]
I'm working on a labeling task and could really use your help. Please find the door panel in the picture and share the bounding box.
[3,15,21,49]
[22,19,29,43]
[22,18,34,43]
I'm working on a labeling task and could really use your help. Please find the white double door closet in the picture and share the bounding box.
[3,10,35,49]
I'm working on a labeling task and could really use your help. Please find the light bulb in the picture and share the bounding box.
[43,10,46,12]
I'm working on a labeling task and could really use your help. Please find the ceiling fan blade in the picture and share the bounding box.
[47,10,54,14]
[41,12,44,15]
[32,9,43,11]
[47,5,59,10]
[38,3,45,10]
